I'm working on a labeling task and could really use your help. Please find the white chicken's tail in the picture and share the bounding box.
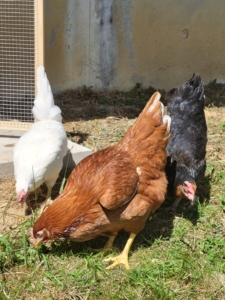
[32,66,62,122]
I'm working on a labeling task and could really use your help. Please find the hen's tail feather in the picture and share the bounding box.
[32,66,62,122]
[180,73,204,101]
[163,115,171,132]
[119,92,170,149]
[137,91,170,129]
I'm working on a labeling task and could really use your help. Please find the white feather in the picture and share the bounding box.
[32,66,62,122]
[161,103,164,117]
[148,92,161,113]
[13,66,68,199]
[163,115,171,130]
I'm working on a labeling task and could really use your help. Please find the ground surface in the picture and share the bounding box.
[1,83,225,299]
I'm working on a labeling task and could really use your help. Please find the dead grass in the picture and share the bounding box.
[64,117,135,152]
[0,178,21,235]
[1,84,225,299]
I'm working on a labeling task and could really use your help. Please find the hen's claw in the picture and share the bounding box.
[104,232,136,270]
[91,235,116,255]
[104,252,130,269]
[91,247,113,255]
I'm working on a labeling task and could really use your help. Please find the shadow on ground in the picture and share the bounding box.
[35,172,211,259]
[55,81,225,123]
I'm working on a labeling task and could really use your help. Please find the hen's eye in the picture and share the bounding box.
[36,232,43,238]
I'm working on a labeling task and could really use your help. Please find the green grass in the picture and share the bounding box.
[1,102,225,299]
[1,201,225,299]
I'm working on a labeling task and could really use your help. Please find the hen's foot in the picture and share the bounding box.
[91,235,116,255]
[104,252,130,270]
[91,247,113,256]
[104,233,136,270]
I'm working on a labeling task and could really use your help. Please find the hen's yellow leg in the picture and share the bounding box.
[91,235,116,254]
[104,235,116,249]
[38,187,53,216]
[46,186,53,200]
[104,233,137,270]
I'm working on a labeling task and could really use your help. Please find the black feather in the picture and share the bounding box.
[166,73,207,196]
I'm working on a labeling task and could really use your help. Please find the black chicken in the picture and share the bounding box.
[166,73,207,212]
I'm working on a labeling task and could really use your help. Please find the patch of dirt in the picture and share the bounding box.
[205,107,225,162]
[0,176,64,235]
[205,107,225,120]
[0,178,24,234]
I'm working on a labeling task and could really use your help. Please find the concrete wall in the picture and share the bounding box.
[44,0,225,92]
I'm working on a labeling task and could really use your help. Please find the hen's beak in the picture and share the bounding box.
[30,228,39,248]
[185,191,194,201]
[189,195,195,205]
[190,195,198,206]
[33,241,39,248]
[33,238,44,248]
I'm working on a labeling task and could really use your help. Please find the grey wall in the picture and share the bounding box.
[45,0,225,92]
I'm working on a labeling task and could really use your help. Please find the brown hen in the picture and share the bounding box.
[31,92,170,269]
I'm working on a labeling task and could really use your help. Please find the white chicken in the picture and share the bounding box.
[13,66,68,204]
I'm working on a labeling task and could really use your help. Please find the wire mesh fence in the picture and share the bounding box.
[0,0,38,126]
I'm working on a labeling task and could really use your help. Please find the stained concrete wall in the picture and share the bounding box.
[44,0,225,92]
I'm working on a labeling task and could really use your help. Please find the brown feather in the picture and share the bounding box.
[32,92,170,244]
